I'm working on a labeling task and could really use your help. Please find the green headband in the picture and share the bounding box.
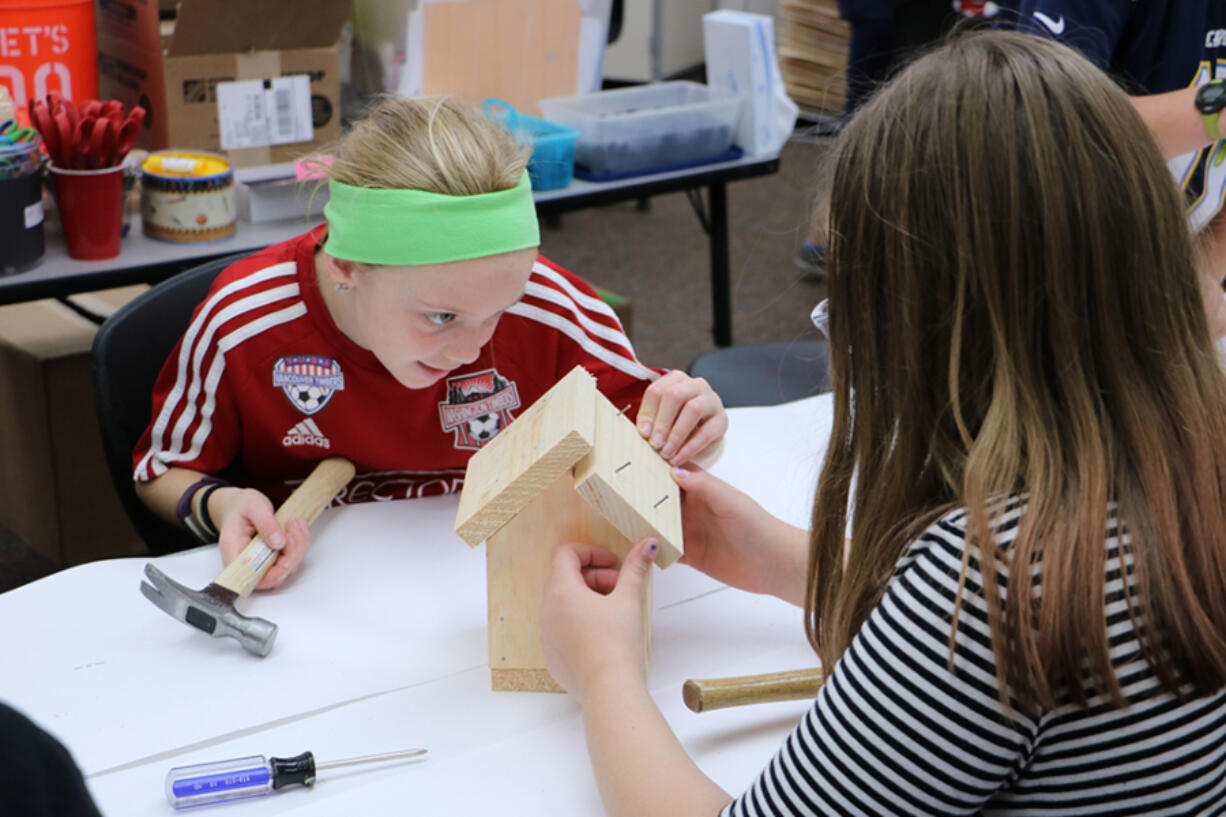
[322,172,540,265]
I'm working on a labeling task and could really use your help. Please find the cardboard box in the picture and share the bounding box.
[98,0,351,166]
[0,286,149,567]
[164,0,351,166]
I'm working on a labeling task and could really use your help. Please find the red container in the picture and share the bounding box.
[50,164,124,260]
[0,0,99,109]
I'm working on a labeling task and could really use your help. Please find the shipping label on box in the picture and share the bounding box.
[217,75,313,150]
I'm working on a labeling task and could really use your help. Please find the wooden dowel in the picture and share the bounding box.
[682,668,824,713]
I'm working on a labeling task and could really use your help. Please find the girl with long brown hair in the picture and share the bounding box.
[540,30,1226,816]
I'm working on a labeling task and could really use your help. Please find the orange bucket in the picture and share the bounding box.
[0,0,99,110]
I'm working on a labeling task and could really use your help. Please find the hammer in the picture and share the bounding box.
[140,457,356,656]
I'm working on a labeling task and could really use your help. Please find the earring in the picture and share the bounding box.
[333,282,349,292]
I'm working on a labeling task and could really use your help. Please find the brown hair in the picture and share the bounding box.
[322,95,528,195]
[806,30,1226,710]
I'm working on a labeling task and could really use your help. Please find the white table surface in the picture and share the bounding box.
[1,393,833,816]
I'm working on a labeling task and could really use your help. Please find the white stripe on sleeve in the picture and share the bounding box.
[506,301,659,382]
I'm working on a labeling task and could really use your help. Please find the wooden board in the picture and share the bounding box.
[780,0,848,32]
[485,469,648,692]
[455,367,597,546]
[778,0,851,114]
[573,394,684,567]
[421,0,582,117]
[778,23,850,59]
[779,58,847,106]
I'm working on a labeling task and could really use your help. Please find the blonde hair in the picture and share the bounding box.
[323,95,528,195]
[807,30,1226,710]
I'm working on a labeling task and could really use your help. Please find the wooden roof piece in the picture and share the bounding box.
[455,365,684,566]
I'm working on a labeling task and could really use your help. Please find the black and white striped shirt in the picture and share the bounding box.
[723,503,1226,816]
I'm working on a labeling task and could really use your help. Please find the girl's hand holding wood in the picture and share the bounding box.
[539,538,658,704]
[213,487,312,591]
[636,371,727,466]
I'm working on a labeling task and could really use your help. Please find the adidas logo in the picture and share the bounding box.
[282,418,331,449]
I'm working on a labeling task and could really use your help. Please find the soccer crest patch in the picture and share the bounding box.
[273,355,345,415]
[438,368,520,450]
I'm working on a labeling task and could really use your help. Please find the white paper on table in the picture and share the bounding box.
[0,502,747,778]
[87,570,815,816]
[0,497,492,776]
[3,395,831,782]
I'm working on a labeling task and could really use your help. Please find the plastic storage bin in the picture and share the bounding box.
[538,81,742,177]
[483,99,580,191]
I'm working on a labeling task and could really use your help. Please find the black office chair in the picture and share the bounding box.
[91,253,249,555]
[687,340,831,408]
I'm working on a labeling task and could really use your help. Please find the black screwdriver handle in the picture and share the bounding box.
[270,751,317,790]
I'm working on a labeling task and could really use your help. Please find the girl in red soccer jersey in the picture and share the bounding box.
[132,96,727,589]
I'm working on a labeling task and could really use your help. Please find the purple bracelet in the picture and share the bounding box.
[176,477,228,536]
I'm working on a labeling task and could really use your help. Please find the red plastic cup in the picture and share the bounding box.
[50,164,124,260]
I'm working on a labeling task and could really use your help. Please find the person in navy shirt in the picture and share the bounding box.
[1012,2,1226,336]
[836,0,998,116]
[835,0,917,116]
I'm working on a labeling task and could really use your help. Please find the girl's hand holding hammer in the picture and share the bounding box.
[211,487,312,591]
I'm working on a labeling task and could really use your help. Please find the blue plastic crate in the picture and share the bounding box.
[483,98,579,191]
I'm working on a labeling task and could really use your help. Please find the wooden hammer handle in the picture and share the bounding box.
[212,457,356,598]
[682,668,824,713]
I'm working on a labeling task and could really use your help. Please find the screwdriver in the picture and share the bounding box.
[165,747,428,809]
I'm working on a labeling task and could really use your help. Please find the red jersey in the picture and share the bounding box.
[133,226,661,504]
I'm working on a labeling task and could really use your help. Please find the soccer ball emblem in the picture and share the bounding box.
[294,385,329,413]
[466,413,502,444]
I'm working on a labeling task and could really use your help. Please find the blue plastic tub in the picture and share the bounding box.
[539,82,742,177]
[483,98,579,191]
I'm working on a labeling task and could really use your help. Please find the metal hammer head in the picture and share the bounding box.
[140,564,278,656]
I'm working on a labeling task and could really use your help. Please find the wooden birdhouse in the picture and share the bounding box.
[455,365,684,692]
